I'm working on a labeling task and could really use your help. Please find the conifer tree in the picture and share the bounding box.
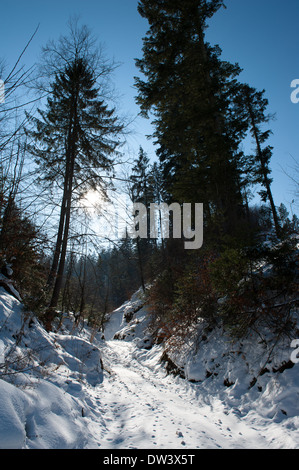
[26,23,123,327]
[234,84,281,237]
[129,146,153,291]
[135,0,248,238]
[130,146,152,206]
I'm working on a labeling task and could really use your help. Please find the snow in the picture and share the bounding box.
[0,285,298,449]
[0,379,30,449]
[0,273,22,302]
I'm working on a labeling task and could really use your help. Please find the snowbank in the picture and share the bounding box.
[0,287,104,449]
[158,322,299,442]
[0,379,31,448]
[104,288,152,347]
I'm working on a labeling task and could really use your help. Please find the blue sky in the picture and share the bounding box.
[1,0,298,214]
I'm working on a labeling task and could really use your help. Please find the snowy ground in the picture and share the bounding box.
[0,286,298,450]
[91,340,290,449]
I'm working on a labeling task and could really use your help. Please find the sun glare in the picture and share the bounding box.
[80,190,104,212]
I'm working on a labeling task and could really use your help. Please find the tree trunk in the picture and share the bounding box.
[49,188,72,309]
[47,96,76,290]
[246,97,281,237]
[46,88,79,322]
[136,237,145,292]
[46,177,68,289]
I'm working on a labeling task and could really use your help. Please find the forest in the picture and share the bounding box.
[0,0,298,356]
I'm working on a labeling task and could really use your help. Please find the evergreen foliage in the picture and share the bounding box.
[233,84,281,236]
[135,0,249,238]
[135,0,298,346]
[25,25,124,328]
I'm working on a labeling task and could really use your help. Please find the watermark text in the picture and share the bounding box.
[0,80,4,103]
[128,202,203,250]
[290,79,299,104]
[290,339,299,364]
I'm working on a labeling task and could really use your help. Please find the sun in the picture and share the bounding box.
[80,189,105,212]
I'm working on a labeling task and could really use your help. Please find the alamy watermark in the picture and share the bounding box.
[98,201,203,250]
[129,202,203,250]
[0,80,5,103]
[0,343,5,365]
[290,79,299,104]
[290,339,299,364]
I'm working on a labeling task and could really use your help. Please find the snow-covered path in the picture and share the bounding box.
[0,289,298,449]
[88,340,278,449]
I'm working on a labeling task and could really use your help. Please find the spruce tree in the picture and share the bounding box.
[233,84,281,237]
[135,0,248,239]
[130,146,152,206]
[129,146,153,291]
[26,25,123,328]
